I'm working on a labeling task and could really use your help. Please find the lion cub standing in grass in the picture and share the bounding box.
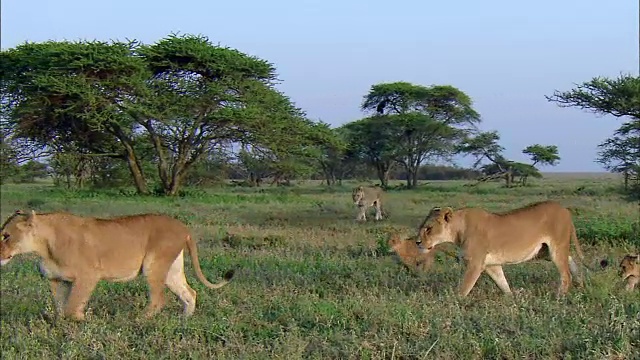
[0,210,235,321]
[415,201,586,297]
[352,185,385,221]
[618,254,639,291]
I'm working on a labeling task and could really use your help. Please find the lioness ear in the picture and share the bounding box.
[427,206,441,218]
[15,209,24,215]
[636,256,640,264]
[28,210,37,222]
[442,207,453,223]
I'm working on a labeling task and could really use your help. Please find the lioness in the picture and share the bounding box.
[415,201,585,297]
[0,210,235,321]
[352,185,384,221]
[619,254,639,291]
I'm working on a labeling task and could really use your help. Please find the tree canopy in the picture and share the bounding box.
[348,81,481,188]
[1,34,330,195]
[548,73,640,191]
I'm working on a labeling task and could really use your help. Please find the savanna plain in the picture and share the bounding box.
[1,173,639,359]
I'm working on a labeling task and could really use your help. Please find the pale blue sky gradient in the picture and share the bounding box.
[2,0,637,171]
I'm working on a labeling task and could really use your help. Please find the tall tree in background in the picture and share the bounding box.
[1,34,329,195]
[597,121,640,189]
[460,131,560,187]
[1,40,152,193]
[358,82,481,188]
[547,74,640,191]
[342,116,397,187]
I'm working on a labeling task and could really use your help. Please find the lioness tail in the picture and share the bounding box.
[185,235,235,289]
[570,222,585,261]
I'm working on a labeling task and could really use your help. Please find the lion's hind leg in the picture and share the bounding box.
[374,200,383,221]
[165,250,197,316]
[484,265,512,295]
[568,256,584,288]
[142,254,174,318]
[549,241,572,296]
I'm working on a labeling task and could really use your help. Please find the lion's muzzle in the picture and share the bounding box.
[0,255,12,266]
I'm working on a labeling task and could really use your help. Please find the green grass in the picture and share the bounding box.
[1,175,639,359]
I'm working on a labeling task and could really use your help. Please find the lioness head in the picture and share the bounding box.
[416,206,455,251]
[1,210,39,266]
[352,186,364,205]
[619,254,639,281]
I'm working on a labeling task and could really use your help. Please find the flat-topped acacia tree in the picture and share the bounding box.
[346,81,481,189]
[1,34,329,195]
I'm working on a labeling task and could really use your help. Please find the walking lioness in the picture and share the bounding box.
[352,185,384,221]
[415,201,585,297]
[0,210,235,321]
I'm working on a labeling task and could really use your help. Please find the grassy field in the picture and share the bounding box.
[1,174,639,359]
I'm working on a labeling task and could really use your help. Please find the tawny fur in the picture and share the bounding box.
[416,201,586,297]
[618,254,639,291]
[0,210,234,321]
[352,185,384,221]
[387,233,437,272]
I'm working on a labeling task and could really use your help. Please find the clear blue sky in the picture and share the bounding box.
[2,0,637,172]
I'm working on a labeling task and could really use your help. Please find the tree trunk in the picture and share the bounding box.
[623,170,629,190]
[110,126,149,195]
[411,169,419,188]
[403,163,420,189]
[123,146,149,194]
[376,164,389,188]
[166,171,187,196]
[504,169,513,187]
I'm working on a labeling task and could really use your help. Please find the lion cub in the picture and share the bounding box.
[388,233,437,272]
[0,210,235,321]
[619,254,639,291]
[387,233,458,273]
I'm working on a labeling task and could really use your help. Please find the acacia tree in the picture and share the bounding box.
[523,144,560,167]
[520,144,560,185]
[133,35,314,195]
[342,116,397,187]
[358,82,481,188]
[546,74,640,119]
[459,130,515,186]
[597,121,640,189]
[1,40,152,193]
[547,74,640,192]
[460,131,558,187]
[1,34,326,195]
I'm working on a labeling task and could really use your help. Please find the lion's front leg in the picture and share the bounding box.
[458,261,483,297]
[49,279,71,315]
[63,277,99,321]
[356,205,367,222]
[626,277,638,291]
